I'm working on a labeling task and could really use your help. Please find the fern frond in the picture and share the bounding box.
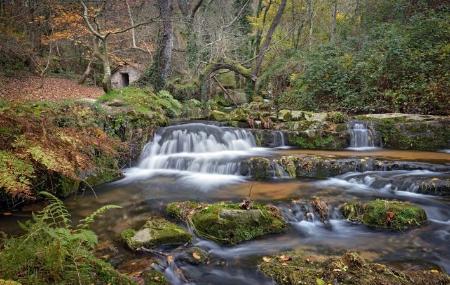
[77,205,121,229]
[36,191,71,228]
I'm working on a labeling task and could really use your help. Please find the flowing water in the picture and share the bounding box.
[1,122,449,284]
[347,121,379,151]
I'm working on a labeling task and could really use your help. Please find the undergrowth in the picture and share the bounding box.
[0,192,131,285]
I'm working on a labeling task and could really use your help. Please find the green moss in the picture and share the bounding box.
[326,111,348,124]
[259,250,449,285]
[0,280,22,285]
[277,156,298,178]
[289,133,345,150]
[57,176,80,198]
[210,110,229,121]
[169,201,286,245]
[341,199,427,230]
[360,117,449,151]
[121,218,191,250]
[245,157,271,180]
[99,87,181,118]
[144,270,169,285]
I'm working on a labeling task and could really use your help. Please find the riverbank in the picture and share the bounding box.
[0,87,182,209]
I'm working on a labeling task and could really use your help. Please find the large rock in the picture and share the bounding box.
[341,199,427,230]
[240,157,272,180]
[356,113,450,151]
[121,217,191,250]
[259,251,449,285]
[166,201,286,245]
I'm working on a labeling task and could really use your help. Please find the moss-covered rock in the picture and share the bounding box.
[210,110,228,121]
[121,217,191,250]
[341,199,427,230]
[143,270,169,285]
[326,111,348,124]
[355,114,450,151]
[259,250,449,285]
[166,201,286,245]
[287,131,348,150]
[240,157,272,180]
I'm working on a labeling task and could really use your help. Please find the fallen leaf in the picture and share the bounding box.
[279,255,292,262]
[262,256,272,263]
[192,252,201,260]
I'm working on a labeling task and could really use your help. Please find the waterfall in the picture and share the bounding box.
[132,123,258,177]
[272,131,287,148]
[347,121,378,150]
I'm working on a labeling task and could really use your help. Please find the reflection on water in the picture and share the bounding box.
[279,149,450,163]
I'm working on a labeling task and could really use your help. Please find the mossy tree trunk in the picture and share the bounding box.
[199,60,254,107]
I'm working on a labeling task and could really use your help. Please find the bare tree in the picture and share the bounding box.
[79,0,156,92]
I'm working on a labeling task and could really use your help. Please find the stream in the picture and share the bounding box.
[2,122,450,284]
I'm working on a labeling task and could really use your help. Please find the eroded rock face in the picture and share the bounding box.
[121,217,191,250]
[341,199,427,231]
[259,251,450,285]
[242,155,450,181]
[166,201,286,245]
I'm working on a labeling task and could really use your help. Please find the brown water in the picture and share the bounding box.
[279,149,450,163]
[1,124,449,284]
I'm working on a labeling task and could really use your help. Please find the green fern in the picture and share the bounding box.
[78,204,121,229]
[0,192,131,285]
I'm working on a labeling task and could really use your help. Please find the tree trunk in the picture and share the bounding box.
[307,0,314,50]
[154,0,174,90]
[125,0,137,48]
[330,0,337,43]
[102,55,112,92]
[78,59,93,84]
[252,0,287,88]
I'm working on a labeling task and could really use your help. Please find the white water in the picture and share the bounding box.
[347,122,379,151]
[273,131,289,149]
[124,123,265,187]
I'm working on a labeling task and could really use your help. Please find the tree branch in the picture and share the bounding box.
[105,17,160,38]
[79,0,104,40]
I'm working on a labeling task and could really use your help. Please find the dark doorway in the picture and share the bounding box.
[121,73,130,87]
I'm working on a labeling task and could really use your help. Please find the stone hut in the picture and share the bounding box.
[111,63,143,89]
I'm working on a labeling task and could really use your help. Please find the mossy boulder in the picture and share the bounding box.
[259,251,449,285]
[210,110,228,121]
[341,199,427,230]
[166,201,286,245]
[121,218,191,250]
[240,157,272,180]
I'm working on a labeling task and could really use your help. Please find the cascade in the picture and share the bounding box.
[347,121,378,150]
[272,131,287,148]
[136,123,257,175]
